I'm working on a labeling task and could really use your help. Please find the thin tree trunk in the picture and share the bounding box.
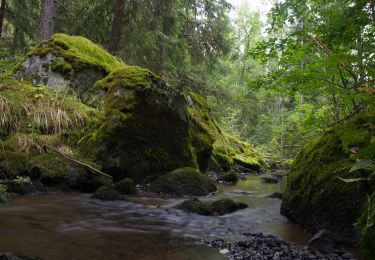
[0,0,6,38]
[38,0,56,41]
[108,0,125,54]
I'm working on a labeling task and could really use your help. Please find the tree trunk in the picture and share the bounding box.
[108,0,125,54]
[0,0,6,38]
[38,0,56,41]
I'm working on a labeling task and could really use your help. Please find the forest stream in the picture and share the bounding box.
[0,175,311,260]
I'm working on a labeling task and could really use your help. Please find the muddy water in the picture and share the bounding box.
[0,175,310,260]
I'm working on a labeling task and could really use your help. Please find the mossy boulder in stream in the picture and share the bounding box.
[91,186,127,201]
[281,115,375,242]
[1,34,262,195]
[150,167,217,196]
[176,198,248,215]
[114,178,136,195]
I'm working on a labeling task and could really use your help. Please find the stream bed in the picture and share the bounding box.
[0,175,311,260]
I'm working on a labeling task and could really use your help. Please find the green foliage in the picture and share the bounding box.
[340,128,370,153]
[0,184,10,203]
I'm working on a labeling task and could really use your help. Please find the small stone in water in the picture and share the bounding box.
[219,249,229,254]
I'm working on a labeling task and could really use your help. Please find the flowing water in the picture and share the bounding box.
[0,175,311,260]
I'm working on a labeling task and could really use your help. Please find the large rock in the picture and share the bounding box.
[281,115,375,242]
[175,198,248,215]
[12,34,124,94]
[79,67,198,181]
[150,167,217,196]
[1,34,262,193]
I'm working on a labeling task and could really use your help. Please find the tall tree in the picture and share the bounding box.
[38,0,56,41]
[108,0,125,54]
[0,0,6,38]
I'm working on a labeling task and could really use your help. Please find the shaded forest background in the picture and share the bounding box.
[1,0,374,159]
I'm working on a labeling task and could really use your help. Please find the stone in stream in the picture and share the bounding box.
[91,186,128,201]
[175,198,248,216]
[261,174,279,183]
[217,172,238,184]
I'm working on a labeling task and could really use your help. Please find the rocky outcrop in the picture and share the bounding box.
[0,34,261,195]
[79,66,197,181]
[281,115,375,244]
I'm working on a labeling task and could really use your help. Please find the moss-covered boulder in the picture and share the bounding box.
[187,92,217,172]
[91,186,127,201]
[1,34,262,195]
[217,172,238,184]
[281,115,375,238]
[211,198,248,215]
[150,167,217,196]
[79,67,197,181]
[114,178,136,195]
[175,198,248,215]
[187,92,262,173]
[175,198,213,215]
[12,34,124,94]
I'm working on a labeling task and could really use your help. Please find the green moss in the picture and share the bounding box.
[175,198,247,216]
[80,67,197,181]
[175,198,213,215]
[28,34,124,73]
[114,178,136,195]
[211,198,248,215]
[0,184,10,203]
[150,167,217,196]
[212,132,262,172]
[51,60,73,76]
[91,186,127,201]
[0,78,104,135]
[281,114,375,234]
[29,153,80,186]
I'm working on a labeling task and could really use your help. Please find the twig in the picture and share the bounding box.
[43,145,113,181]
[302,106,363,135]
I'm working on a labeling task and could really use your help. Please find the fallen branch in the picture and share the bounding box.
[302,106,363,136]
[43,145,113,181]
[324,106,362,129]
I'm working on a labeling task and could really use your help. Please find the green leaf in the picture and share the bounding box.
[350,160,375,173]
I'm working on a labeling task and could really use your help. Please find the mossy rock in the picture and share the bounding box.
[187,93,262,173]
[187,92,217,172]
[281,115,375,236]
[7,177,37,195]
[175,198,247,216]
[211,198,248,215]
[79,67,197,182]
[150,167,217,196]
[11,34,124,94]
[114,178,136,195]
[175,198,213,216]
[91,186,127,201]
[74,172,111,193]
[217,172,238,184]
